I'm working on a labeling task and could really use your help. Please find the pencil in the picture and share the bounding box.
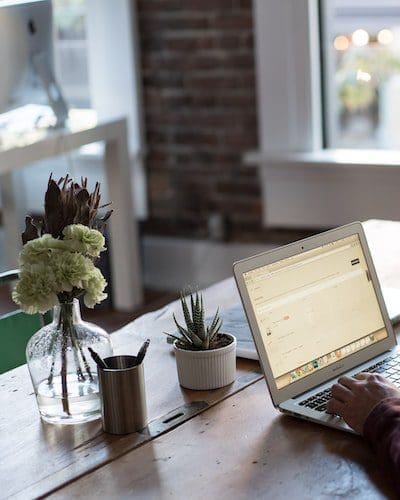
[136,339,150,365]
[88,347,108,370]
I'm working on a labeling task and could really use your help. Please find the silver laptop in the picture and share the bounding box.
[233,222,399,433]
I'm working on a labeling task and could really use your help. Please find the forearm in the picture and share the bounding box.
[364,397,400,494]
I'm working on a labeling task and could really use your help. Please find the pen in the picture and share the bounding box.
[88,347,108,370]
[136,339,150,365]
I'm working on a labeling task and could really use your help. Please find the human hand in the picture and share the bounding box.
[326,373,400,434]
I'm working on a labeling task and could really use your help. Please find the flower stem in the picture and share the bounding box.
[70,326,85,382]
[69,325,90,381]
[47,331,59,386]
[74,333,94,382]
[59,302,74,416]
[60,324,70,415]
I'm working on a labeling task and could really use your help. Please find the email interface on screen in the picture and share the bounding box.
[243,234,388,390]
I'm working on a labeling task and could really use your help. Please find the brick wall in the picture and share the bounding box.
[137,0,264,242]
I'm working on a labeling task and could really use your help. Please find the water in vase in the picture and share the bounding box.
[36,373,101,424]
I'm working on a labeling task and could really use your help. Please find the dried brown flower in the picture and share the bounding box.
[22,174,113,244]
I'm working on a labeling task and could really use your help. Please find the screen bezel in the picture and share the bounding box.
[233,222,396,406]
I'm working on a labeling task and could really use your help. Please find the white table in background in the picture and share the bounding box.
[0,109,143,311]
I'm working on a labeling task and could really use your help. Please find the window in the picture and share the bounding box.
[52,0,90,108]
[322,0,400,150]
[252,0,400,229]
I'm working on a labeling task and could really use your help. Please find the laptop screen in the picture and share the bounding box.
[243,234,388,389]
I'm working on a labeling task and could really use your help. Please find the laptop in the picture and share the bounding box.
[233,221,399,433]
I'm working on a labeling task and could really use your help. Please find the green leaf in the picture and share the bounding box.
[162,331,182,343]
[209,308,220,333]
[191,331,203,348]
[173,314,193,345]
[190,293,195,319]
[193,293,202,335]
[179,323,202,347]
[173,313,204,347]
[198,295,205,340]
[181,294,194,332]
[178,326,195,345]
[209,319,222,341]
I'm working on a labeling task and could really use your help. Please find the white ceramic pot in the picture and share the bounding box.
[174,334,236,390]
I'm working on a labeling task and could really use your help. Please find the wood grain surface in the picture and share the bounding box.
[49,379,396,500]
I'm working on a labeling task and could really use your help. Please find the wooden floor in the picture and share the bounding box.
[0,286,177,333]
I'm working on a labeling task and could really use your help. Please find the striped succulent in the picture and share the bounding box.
[166,292,222,350]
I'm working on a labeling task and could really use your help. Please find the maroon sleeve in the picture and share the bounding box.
[364,397,400,495]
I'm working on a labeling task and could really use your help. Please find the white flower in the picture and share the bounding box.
[14,227,109,314]
[12,263,59,314]
[19,234,69,266]
[82,267,108,308]
[49,250,94,292]
[63,224,106,257]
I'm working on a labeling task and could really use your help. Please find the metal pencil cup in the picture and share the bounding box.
[98,355,147,435]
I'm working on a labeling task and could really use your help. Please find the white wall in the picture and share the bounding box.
[86,0,147,219]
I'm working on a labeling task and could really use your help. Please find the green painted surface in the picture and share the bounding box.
[0,269,53,374]
[0,310,43,374]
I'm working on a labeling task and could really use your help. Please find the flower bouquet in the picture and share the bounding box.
[12,174,114,424]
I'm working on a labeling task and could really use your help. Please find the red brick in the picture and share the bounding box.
[210,13,253,31]
[137,0,260,240]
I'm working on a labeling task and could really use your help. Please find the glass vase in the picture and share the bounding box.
[26,299,113,424]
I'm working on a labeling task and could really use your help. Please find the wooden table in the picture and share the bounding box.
[1,219,400,499]
[0,110,142,311]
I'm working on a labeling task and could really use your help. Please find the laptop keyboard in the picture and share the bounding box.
[299,388,332,412]
[299,352,400,413]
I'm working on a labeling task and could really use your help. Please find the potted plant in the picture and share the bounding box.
[165,292,236,390]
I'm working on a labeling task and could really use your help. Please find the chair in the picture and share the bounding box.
[0,270,52,374]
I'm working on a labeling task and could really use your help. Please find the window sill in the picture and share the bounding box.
[243,149,400,228]
[243,149,400,169]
